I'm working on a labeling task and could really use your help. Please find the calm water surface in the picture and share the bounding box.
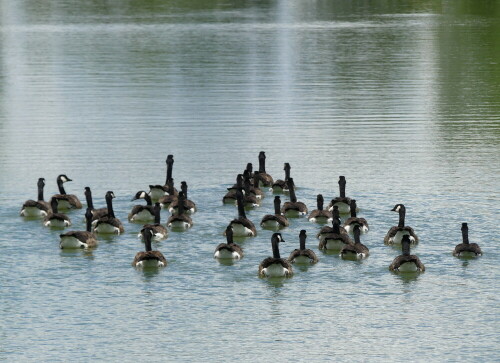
[1,1,499,361]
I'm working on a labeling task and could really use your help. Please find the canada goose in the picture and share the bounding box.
[166,192,193,229]
[129,191,155,222]
[260,196,289,230]
[169,181,196,214]
[384,204,419,245]
[250,171,264,199]
[271,163,291,193]
[93,191,125,234]
[84,187,108,222]
[288,230,318,264]
[327,176,352,214]
[389,235,425,272]
[132,227,167,268]
[20,178,51,217]
[158,179,178,208]
[214,226,244,260]
[226,190,256,237]
[51,174,83,210]
[343,199,369,234]
[223,174,244,204]
[308,194,333,224]
[258,233,293,278]
[139,203,168,241]
[340,225,369,260]
[453,223,482,257]
[149,155,178,200]
[318,217,352,251]
[257,151,273,187]
[242,173,260,208]
[317,205,343,238]
[281,178,308,217]
[59,208,98,249]
[43,198,72,227]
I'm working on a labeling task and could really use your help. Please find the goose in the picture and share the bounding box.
[166,192,193,229]
[20,178,51,217]
[149,155,178,200]
[214,226,244,260]
[327,176,352,214]
[340,225,369,260]
[281,178,308,217]
[51,174,83,210]
[389,235,425,272]
[93,191,125,234]
[317,205,343,238]
[223,174,244,204]
[384,204,419,245]
[84,187,108,223]
[308,194,333,224]
[226,190,256,237]
[139,203,168,241]
[258,233,293,278]
[250,171,264,199]
[129,191,155,222]
[43,198,71,227]
[318,217,352,251]
[59,208,98,249]
[260,196,289,230]
[288,230,318,264]
[256,151,273,187]
[271,163,291,193]
[132,227,167,268]
[158,179,178,208]
[169,181,196,214]
[242,174,260,208]
[343,199,369,234]
[453,223,482,257]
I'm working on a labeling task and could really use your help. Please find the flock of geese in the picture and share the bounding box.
[20,152,483,277]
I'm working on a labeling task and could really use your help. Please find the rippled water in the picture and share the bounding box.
[1,1,499,362]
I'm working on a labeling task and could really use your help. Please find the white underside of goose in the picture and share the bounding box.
[324,239,347,250]
[388,231,415,245]
[260,220,283,230]
[138,232,166,241]
[214,249,241,259]
[59,236,87,249]
[309,216,333,224]
[262,264,290,277]
[168,221,191,229]
[329,202,351,214]
[230,223,255,237]
[168,207,195,215]
[341,251,366,260]
[291,255,313,264]
[56,200,73,210]
[20,207,48,217]
[44,219,70,228]
[149,188,166,201]
[130,210,155,222]
[396,262,419,272]
[135,260,165,268]
[344,224,369,234]
[284,210,306,218]
[94,224,121,234]
[457,251,480,258]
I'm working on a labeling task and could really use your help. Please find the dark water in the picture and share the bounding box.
[1,1,499,361]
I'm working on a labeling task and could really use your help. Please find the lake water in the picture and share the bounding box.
[1,1,499,361]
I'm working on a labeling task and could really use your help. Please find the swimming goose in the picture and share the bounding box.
[149,155,178,200]
[340,225,369,260]
[317,205,342,237]
[84,187,108,222]
[226,190,257,237]
[288,230,318,264]
[256,151,273,187]
[242,174,260,208]
[166,192,193,229]
[51,174,83,210]
[327,176,352,214]
[129,191,155,222]
[139,203,168,241]
[389,235,425,272]
[384,204,419,245]
[20,178,51,217]
[260,196,289,230]
[258,233,293,278]
[223,174,244,204]
[308,194,333,224]
[271,163,291,193]
[158,179,178,208]
[318,217,353,251]
[59,208,98,249]
[43,198,72,227]
[169,181,196,214]
[214,226,244,260]
[343,199,369,234]
[453,223,482,257]
[132,227,167,268]
[250,171,264,199]
[93,191,125,234]
[281,178,308,217]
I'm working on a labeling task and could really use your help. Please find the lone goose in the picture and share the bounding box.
[453,223,482,257]
[214,226,244,260]
[327,176,352,214]
[340,225,369,260]
[149,155,178,200]
[226,190,256,237]
[166,192,193,229]
[288,230,318,264]
[84,187,108,223]
[169,181,196,214]
[51,174,83,210]
[271,163,291,193]
[260,196,289,230]
[20,178,51,217]
[308,194,333,224]
[343,199,369,234]
[389,235,425,272]
[93,191,125,234]
[139,203,168,241]
[256,151,273,187]
[384,204,419,245]
[158,179,178,208]
[281,178,308,217]
[132,227,167,268]
[222,174,244,204]
[59,208,98,249]
[129,191,155,222]
[258,233,293,278]
[43,198,71,227]
[318,217,352,251]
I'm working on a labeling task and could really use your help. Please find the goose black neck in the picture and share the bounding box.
[57,179,66,195]
[353,227,361,244]
[258,152,266,173]
[154,203,161,224]
[461,223,469,244]
[226,227,234,244]
[332,218,341,234]
[317,194,324,211]
[253,172,260,189]
[144,231,153,252]
[274,196,281,215]
[106,194,115,218]
[284,163,291,180]
[37,181,45,201]
[85,188,94,210]
[85,209,93,232]
[236,174,243,188]
[332,206,340,219]
[144,193,152,206]
[246,163,253,174]
[236,192,246,218]
[339,176,346,198]
[299,231,306,250]
[398,206,406,228]
[177,193,186,215]
[181,182,188,199]
[243,177,251,193]
[166,155,174,182]
[288,178,297,203]
[167,179,175,194]
[350,200,357,218]
[271,237,281,259]
[402,238,411,256]
[50,198,58,213]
